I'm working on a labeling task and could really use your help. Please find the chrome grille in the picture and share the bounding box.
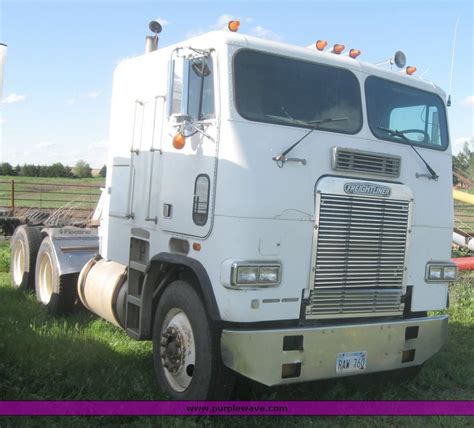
[307,288,404,317]
[306,193,409,319]
[333,147,401,178]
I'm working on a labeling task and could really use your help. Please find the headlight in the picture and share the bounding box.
[236,266,259,284]
[231,262,281,287]
[425,262,458,282]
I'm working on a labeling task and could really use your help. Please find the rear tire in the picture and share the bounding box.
[35,237,77,315]
[152,280,235,400]
[10,226,42,290]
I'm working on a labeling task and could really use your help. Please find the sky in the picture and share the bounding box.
[0,0,473,168]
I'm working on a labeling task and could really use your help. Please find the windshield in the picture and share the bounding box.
[234,50,362,134]
[366,76,449,150]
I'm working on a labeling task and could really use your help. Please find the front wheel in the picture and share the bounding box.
[152,280,235,400]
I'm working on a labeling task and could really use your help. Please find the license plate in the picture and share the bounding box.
[336,351,367,374]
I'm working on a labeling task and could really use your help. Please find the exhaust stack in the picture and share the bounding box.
[145,20,162,54]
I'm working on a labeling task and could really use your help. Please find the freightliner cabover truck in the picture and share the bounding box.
[10,20,457,400]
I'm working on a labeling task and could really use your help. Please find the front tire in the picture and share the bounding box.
[152,280,235,400]
[35,237,77,315]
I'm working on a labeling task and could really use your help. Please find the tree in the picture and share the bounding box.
[0,162,14,176]
[452,141,472,185]
[99,165,107,178]
[20,164,39,177]
[74,160,92,178]
[48,162,72,178]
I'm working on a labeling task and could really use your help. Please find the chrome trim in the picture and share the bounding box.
[332,147,401,178]
[221,315,448,386]
[230,261,281,288]
[425,261,458,282]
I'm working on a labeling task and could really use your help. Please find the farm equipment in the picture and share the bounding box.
[10,20,457,399]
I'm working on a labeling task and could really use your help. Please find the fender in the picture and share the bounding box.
[140,252,221,339]
[40,227,99,276]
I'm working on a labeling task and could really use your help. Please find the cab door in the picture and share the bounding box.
[158,50,218,238]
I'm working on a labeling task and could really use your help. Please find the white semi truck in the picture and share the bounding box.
[10,21,457,400]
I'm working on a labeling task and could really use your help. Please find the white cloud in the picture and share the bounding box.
[83,91,100,99]
[87,139,108,151]
[453,136,474,155]
[66,91,100,105]
[250,25,283,41]
[185,14,282,42]
[36,141,55,149]
[2,93,26,104]
[0,117,4,125]
[461,95,474,107]
[154,17,169,27]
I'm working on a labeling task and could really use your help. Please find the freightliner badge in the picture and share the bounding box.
[343,182,391,197]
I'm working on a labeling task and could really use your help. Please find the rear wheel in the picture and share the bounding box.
[152,280,235,400]
[35,237,77,315]
[10,226,42,290]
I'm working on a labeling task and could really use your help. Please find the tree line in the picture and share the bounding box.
[0,161,106,179]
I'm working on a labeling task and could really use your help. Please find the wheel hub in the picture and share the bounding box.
[160,325,185,374]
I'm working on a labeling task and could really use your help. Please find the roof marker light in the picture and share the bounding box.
[228,20,240,32]
[332,44,345,54]
[316,40,328,51]
[349,49,361,59]
[406,66,417,75]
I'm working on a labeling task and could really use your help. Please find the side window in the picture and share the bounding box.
[193,175,210,226]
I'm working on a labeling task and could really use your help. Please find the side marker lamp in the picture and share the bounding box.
[172,133,185,150]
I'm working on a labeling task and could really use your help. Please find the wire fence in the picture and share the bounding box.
[0,179,102,214]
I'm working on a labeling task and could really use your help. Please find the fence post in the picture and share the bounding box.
[10,179,14,209]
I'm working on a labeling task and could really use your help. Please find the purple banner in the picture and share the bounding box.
[0,401,473,416]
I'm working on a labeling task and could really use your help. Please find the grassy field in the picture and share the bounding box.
[0,240,472,426]
[0,176,104,211]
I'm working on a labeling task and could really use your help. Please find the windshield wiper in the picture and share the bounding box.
[377,126,439,181]
[273,117,348,167]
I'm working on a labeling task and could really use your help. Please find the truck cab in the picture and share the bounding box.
[20,26,454,400]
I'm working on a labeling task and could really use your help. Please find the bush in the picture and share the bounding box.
[73,160,92,178]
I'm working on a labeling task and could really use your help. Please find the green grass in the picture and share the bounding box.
[0,240,472,426]
[0,176,104,211]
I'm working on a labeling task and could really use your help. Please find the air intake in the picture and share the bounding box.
[332,147,401,178]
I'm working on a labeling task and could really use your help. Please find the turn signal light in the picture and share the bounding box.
[172,133,185,150]
[316,40,328,51]
[332,44,345,54]
[349,49,361,59]
[406,66,417,75]
[193,243,201,251]
[228,20,240,32]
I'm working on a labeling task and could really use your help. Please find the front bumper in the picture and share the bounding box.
[221,315,448,386]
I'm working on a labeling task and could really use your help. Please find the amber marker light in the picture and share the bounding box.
[193,243,202,251]
[172,133,185,150]
[332,44,345,54]
[228,20,240,32]
[406,66,417,75]
[349,49,361,59]
[316,40,328,51]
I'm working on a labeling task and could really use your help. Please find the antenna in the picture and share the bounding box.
[447,15,460,107]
